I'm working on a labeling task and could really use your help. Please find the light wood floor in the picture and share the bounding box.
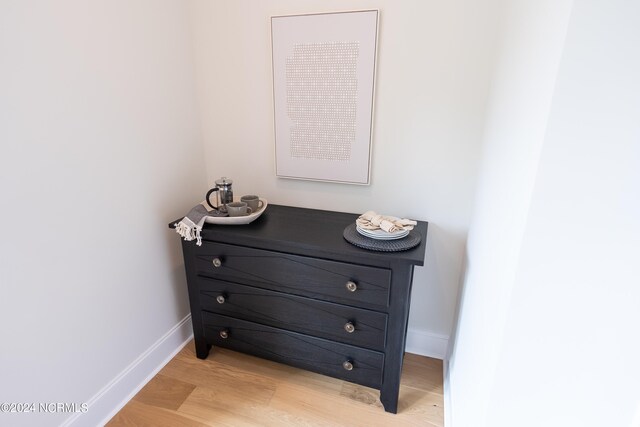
[107,340,443,426]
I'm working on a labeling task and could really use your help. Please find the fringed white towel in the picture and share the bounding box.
[356,211,417,233]
[174,204,210,246]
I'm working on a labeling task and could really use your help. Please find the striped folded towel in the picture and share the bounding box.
[174,204,210,246]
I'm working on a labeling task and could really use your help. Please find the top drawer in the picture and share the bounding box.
[193,241,391,310]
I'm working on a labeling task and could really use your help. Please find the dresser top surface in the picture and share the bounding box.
[174,204,427,267]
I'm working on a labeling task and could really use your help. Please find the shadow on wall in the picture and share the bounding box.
[446,245,469,363]
[409,221,469,350]
[271,176,375,214]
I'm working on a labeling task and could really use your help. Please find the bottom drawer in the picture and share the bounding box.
[202,312,384,389]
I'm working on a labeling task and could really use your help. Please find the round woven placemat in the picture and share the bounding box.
[343,223,421,252]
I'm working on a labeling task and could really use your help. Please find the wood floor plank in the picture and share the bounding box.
[107,341,444,427]
[160,350,277,405]
[401,353,444,394]
[178,385,328,427]
[132,374,196,411]
[181,344,343,393]
[339,381,444,419]
[106,400,209,427]
[395,387,444,427]
[270,382,440,427]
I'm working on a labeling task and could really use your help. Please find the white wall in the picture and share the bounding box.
[189,0,502,355]
[448,1,640,426]
[445,0,574,424]
[0,1,205,426]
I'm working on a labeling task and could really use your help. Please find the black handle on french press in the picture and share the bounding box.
[205,187,219,210]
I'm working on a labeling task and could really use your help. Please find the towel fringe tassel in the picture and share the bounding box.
[174,221,203,246]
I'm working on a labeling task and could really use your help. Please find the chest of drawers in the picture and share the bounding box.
[174,204,428,413]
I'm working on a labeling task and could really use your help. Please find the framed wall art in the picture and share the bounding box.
[271,10,379,185]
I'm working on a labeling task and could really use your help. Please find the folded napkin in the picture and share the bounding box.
[174,204,210,246]
[356,210,417,233]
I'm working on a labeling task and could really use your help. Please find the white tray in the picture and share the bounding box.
[203,198,268,225]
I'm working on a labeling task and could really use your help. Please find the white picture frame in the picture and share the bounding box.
[271,10,379,185]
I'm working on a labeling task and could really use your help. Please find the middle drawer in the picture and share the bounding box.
[197,276,388,351]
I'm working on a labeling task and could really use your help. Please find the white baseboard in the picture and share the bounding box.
[405,328,449,360]
[61,314,194,427]
[443,358,452,426]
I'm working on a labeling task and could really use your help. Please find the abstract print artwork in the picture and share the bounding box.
[271,10,379,184]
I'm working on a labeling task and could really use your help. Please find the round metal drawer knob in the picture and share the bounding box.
[345,281,358,292]
[212,258,222,268]
[219,329,229,339]
[216,295,226,304]
[342,360,354,371]
[344,322,355,333]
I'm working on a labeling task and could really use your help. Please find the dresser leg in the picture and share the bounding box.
[379,263,415,414]
[380,387,399,414]
[194,339,211,359]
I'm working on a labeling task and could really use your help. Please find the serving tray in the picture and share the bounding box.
[343,223,421,252]
[203,198,268,225]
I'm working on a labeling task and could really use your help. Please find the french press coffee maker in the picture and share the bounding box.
[206,176,233,213]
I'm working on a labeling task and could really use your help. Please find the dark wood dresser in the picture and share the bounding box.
[173,204,428,413]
